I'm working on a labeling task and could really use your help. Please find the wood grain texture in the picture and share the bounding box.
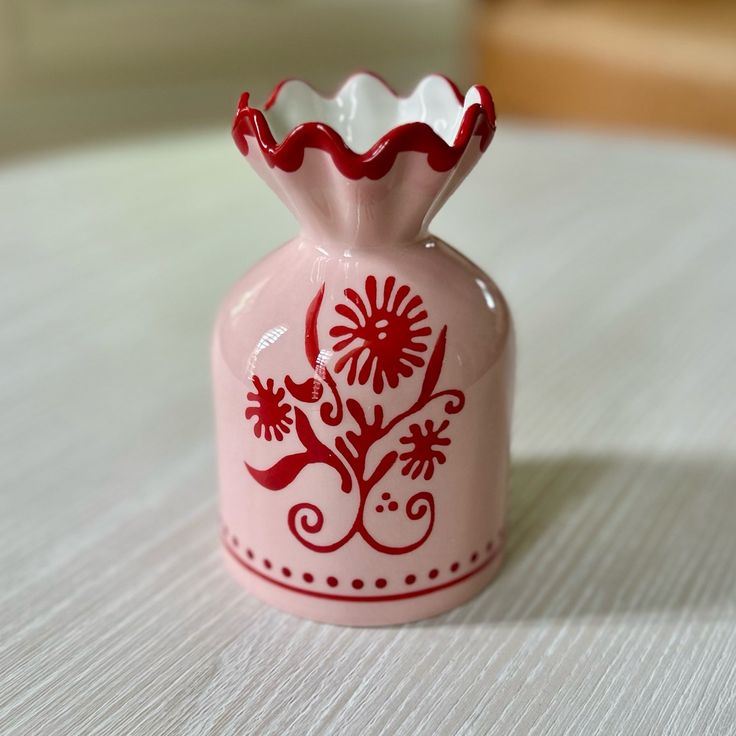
[1,125,735,735]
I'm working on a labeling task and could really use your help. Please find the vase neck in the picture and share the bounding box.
[294,207,431,250]
[247,145,486,250]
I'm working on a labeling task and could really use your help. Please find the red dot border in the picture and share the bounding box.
[220,527,506,604]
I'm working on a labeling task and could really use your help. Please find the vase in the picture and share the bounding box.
[213,72,514,626]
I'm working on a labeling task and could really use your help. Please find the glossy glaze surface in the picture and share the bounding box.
[214,73,513,625]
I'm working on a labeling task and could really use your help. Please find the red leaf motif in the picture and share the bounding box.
[245,453,310,490]
[367,451,398,487]
[304,283,343,425]
[294,407,352,493]
[419,325,447,403]
[293,406,320,448]
[305,284,325,371]
[285,376,324,403]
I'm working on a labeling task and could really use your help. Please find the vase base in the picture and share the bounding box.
[221,541,505,626]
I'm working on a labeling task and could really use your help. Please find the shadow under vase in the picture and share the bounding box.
[417,453,736,626]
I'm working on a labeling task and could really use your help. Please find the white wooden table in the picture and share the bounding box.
[2,125,735,735]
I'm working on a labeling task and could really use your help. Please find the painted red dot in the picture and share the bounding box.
[450,562,460,573]
[263,559,272,570]
[281,567,291,577]
[429,568,439,579]
[303,572,314,583]
[327,576,338,587]
[246,548,254,560]
[405,574,416,585]
[375,578,387,589]
[388,501,399,511]
[351,579,364,589]
[486,541,493,552]
[471,552,479,563]
[376,504,384,513]
[381,492,391,500]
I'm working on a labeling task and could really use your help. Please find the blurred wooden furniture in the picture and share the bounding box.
[476,0,736,139]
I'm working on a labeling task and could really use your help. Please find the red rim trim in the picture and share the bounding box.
[222,534,504,603]
[232,72,496,180]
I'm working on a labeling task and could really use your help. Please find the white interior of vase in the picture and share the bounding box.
[262,73,483,153]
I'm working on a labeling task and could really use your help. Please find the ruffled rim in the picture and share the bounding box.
[232,72,496,180]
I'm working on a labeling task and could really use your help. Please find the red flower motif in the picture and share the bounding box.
[399,419,451,480]
[245,376,292,441]
[329,275,431,393]
[243,278,467,556]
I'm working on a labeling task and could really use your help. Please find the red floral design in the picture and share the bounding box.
[245,376,292,441]
[329,275,431,393]
[399,419,451,480]
[244,276,465,555]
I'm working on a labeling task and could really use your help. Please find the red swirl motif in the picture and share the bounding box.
[232,72,496,180]
[244,276,465,555]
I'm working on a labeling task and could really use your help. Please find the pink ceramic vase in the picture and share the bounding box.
[213,72,514,625]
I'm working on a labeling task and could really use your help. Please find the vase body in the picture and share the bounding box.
[213,74,514,625]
